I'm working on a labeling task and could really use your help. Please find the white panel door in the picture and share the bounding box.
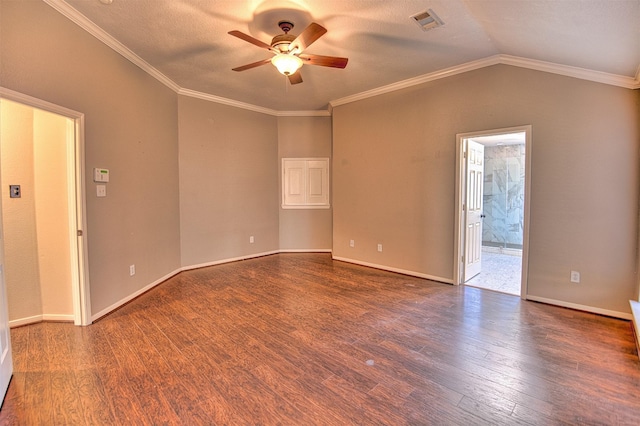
[306,160,329,206]
[464,140,484,281]
[283,160,306,206]
[0,194,14,402]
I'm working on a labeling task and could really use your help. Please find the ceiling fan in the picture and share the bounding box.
[228,21,348,85]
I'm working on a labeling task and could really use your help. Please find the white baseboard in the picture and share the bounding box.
[42,314,74,322]
[526,295,632,320]
[10,315,43,328]
[279,249,332,253]
[331,256,454,285]
[9,313,74,328]
[91,250,282,322]
[180,250,280,272]
[91,267,182,322]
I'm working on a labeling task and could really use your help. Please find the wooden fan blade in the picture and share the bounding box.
[288,72,303,85]
[289,23,327,53]
[232,58,272,72]
[299,54,348,68]
[228,30,272,50]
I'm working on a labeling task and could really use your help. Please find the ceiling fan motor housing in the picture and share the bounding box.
[272,21,296,53]
[271,33,296,52]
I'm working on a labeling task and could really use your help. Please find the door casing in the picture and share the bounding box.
[453,125,532,299]
[0,87,92,326]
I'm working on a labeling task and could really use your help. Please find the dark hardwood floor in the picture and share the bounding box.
[2,253,639,425]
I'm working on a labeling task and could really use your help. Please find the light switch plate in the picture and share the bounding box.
[97,184,107,197]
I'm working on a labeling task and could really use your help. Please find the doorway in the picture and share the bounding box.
[0,88,91,326]
[454,125,531,298]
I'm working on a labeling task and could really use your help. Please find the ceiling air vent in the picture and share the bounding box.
[410,9,444,31]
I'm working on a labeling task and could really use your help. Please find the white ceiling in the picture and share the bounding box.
[56,0,640,112]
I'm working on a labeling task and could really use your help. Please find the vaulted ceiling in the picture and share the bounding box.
[50,0,640,112]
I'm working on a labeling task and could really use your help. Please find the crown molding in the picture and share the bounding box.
[330,56,502,108]
[276,110,331,117]
[499,54,640,90]
[178,88,278,116]
[44,0,640,116]
[43,0,181,93]
[330,54,639,108]
[44,0,332,117]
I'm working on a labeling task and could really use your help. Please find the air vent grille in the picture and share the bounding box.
[410,9,444,31]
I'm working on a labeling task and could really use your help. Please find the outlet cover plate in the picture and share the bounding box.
[9,185,20,198]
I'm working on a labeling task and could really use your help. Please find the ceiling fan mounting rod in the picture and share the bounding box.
[278,21,294,34]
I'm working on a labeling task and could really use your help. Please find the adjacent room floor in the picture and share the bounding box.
[466,248,522,296]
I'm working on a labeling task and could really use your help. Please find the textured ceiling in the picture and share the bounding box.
[59,0,640,112]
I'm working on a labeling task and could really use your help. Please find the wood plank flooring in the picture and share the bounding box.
[2,253,639,425]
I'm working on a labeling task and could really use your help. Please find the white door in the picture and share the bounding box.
[463,140,484,281]
[0,195,14,402]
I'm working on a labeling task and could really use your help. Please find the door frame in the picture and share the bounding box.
[0,87,92,325]
[453,125,532,299]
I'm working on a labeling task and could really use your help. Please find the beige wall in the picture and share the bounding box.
[1,0,182,316]
[278,116,333,251]
[178,96,279,266]
[2,1,638,320]
[34,108,74,318]
[0,100,42,321]
[333,64,640,314]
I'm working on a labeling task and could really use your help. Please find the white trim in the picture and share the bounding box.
[0,87,82,118]
[42,1,639,115]
[178,88,277,116]
[91,268,182,322]
[281,205,331,209]
[180,250,280,272]
[42,1,639,117]
[331,56,501,107]
[177,89,332,117]
[330,55,640,108]
[500,54,640,90]
[42,314,74,322]
[8,313,73,328]
[0,87,92,326]
[91,249,335,322]
[9,315,43,328]
[527,295,632,321]
[332,256,454,285]
[42,0,180,93]
[277,110,331,117]
[453,125,532,302]
[279,249,332,253]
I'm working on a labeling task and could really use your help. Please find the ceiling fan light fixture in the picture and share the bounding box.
[271,54,303,76]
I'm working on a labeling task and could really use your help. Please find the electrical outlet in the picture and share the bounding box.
[570,270,580,283]
[9,185,20,198]
[349,239,355,248]
[130,265,135,276]
[377,244,383,252]
[249,236,255,243]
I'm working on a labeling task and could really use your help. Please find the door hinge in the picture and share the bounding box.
[461,255,464,263]
[77,230,83,237]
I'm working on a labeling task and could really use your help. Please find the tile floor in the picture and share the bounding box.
[465,248,522,295]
